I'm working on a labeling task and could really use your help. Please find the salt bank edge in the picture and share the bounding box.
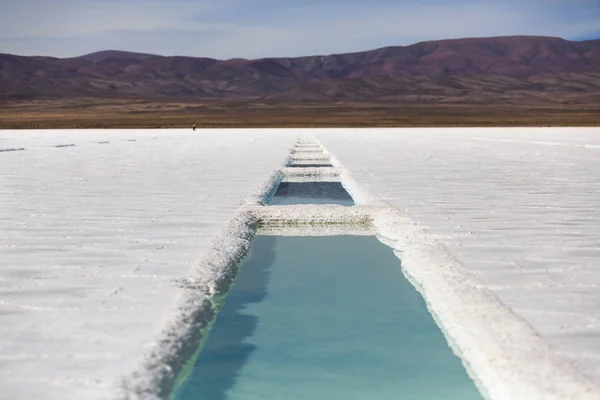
[115,138,600,400]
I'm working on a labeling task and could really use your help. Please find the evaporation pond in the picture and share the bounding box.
[268,182,354,206]
[288,163,333,168]
[173,236,484,400]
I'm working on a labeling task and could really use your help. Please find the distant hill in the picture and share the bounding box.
[2,36,600,103]
[76,50,158,62]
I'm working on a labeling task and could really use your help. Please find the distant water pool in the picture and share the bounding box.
[172,235,484,400]
[288,163,333,168]
[268,182,354,206]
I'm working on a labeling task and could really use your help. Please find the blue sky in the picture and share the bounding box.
[1,0,599,58]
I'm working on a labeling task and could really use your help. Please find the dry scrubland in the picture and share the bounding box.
[1,99,599,129]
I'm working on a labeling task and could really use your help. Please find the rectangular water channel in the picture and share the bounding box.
[172,235,484,400]
[268,181,354,206]
[288,163,333,168]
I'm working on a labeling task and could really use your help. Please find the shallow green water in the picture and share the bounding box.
[172,236,483,400]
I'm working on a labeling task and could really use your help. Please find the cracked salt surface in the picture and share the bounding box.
[2,128,600,400]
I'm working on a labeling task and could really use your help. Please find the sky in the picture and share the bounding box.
[1,0,599,59]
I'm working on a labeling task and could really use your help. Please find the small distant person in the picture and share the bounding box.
[192,124,196,131]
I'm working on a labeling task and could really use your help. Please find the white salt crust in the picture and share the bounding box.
[290,148,324,154]
[342,169,600,400]
[331,138,600,400]
[281,167,342,178]
[258,224,373,237]
[116,211,258,400]
[250,204,374,226]
[122,136,600,400]
[2,130,599,400]
[289,154,331,161]
[0,129,297,400]
[282,175,341,183]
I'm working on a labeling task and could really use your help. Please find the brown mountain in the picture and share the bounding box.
[2,36,600,103]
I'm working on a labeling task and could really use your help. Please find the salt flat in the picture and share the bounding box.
[2,127,600,399]
[0,129,297,399]
[318,127,600,386]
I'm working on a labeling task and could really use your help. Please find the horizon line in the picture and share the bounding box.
[3,34,598,61]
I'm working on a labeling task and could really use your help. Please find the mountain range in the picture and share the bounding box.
[2,36,600,103]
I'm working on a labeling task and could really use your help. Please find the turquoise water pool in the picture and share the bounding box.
[172,235,483,400]
[268,182,354,206]
[288,163,333,168]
